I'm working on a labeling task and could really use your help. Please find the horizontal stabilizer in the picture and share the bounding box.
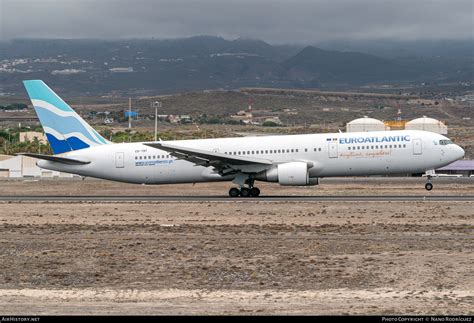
[16,153,90,165]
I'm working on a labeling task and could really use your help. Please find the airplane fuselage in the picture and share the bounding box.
[37,130,464,185]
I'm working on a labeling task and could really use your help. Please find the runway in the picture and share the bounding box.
[1,195,473,202]
[1,187,473,315]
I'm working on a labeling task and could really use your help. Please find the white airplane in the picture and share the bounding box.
[20,80,465,196]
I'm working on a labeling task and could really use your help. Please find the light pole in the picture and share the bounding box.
[152,101,162,141]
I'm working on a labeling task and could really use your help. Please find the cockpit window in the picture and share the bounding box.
[439,139,453,145]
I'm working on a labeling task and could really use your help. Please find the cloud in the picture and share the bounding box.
[1,0,472,43]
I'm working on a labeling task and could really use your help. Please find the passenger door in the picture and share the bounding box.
[328,142,338,158]
[115,152,124,168]
[413,139,422,155]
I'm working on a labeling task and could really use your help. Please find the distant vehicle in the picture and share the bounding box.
[103,118,114,124]
[20,80,465,196]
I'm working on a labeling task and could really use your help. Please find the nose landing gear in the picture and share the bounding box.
[424,169,435,191]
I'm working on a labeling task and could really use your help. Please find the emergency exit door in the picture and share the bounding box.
[115,152,124,168]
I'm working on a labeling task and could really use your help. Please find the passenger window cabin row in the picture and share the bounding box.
[135,155,171,160]
[347,144,406,151]
[223,147,322,156]
[135,147,325,160]
[134,144,405,160]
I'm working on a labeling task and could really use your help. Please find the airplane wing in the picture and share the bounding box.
[144,142,273,174]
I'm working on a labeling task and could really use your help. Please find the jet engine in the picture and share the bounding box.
[255,161,319,186]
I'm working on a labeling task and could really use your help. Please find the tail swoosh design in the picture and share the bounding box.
[23,80,109,154]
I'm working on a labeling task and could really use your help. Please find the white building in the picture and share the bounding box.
[405,116,448,134]
[0,154,75,178]
[346,116,389,132]
[19,131,47,144]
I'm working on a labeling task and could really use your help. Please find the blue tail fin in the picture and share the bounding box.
[23,80,109,155]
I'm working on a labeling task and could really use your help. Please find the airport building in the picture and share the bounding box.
[346,117,389,132]
[0,154,75,178]
[19,131,47,144]
[436,160,474,177]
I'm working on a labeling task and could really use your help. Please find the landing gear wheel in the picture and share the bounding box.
[240,187,250,197]
[250,187,260,197]
[229,187,240,197]
[425,182,433,191]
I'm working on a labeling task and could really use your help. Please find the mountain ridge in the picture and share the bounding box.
[0,36,471,95]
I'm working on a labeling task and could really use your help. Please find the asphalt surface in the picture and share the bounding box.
[0,195,473,202]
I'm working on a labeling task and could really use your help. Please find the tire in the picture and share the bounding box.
[229,187,240,197]
[250,187,260,197]
[425,182,433,191]
[240,188,250,197]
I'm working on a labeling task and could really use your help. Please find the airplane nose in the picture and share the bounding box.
[455,145,465,160]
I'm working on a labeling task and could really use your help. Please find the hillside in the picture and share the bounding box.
[0,37,471,95]
[283,46,410,84]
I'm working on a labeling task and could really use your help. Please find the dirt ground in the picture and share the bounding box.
[0,179,473,315]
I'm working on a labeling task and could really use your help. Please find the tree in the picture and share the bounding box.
[262,121,278,127]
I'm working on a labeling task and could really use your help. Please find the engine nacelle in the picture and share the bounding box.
[255,162,319,186]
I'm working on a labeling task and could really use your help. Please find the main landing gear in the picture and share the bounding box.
[229,186,261,197]
[229,176,261,197]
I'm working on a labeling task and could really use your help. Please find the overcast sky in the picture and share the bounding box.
[1,0,472,43]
